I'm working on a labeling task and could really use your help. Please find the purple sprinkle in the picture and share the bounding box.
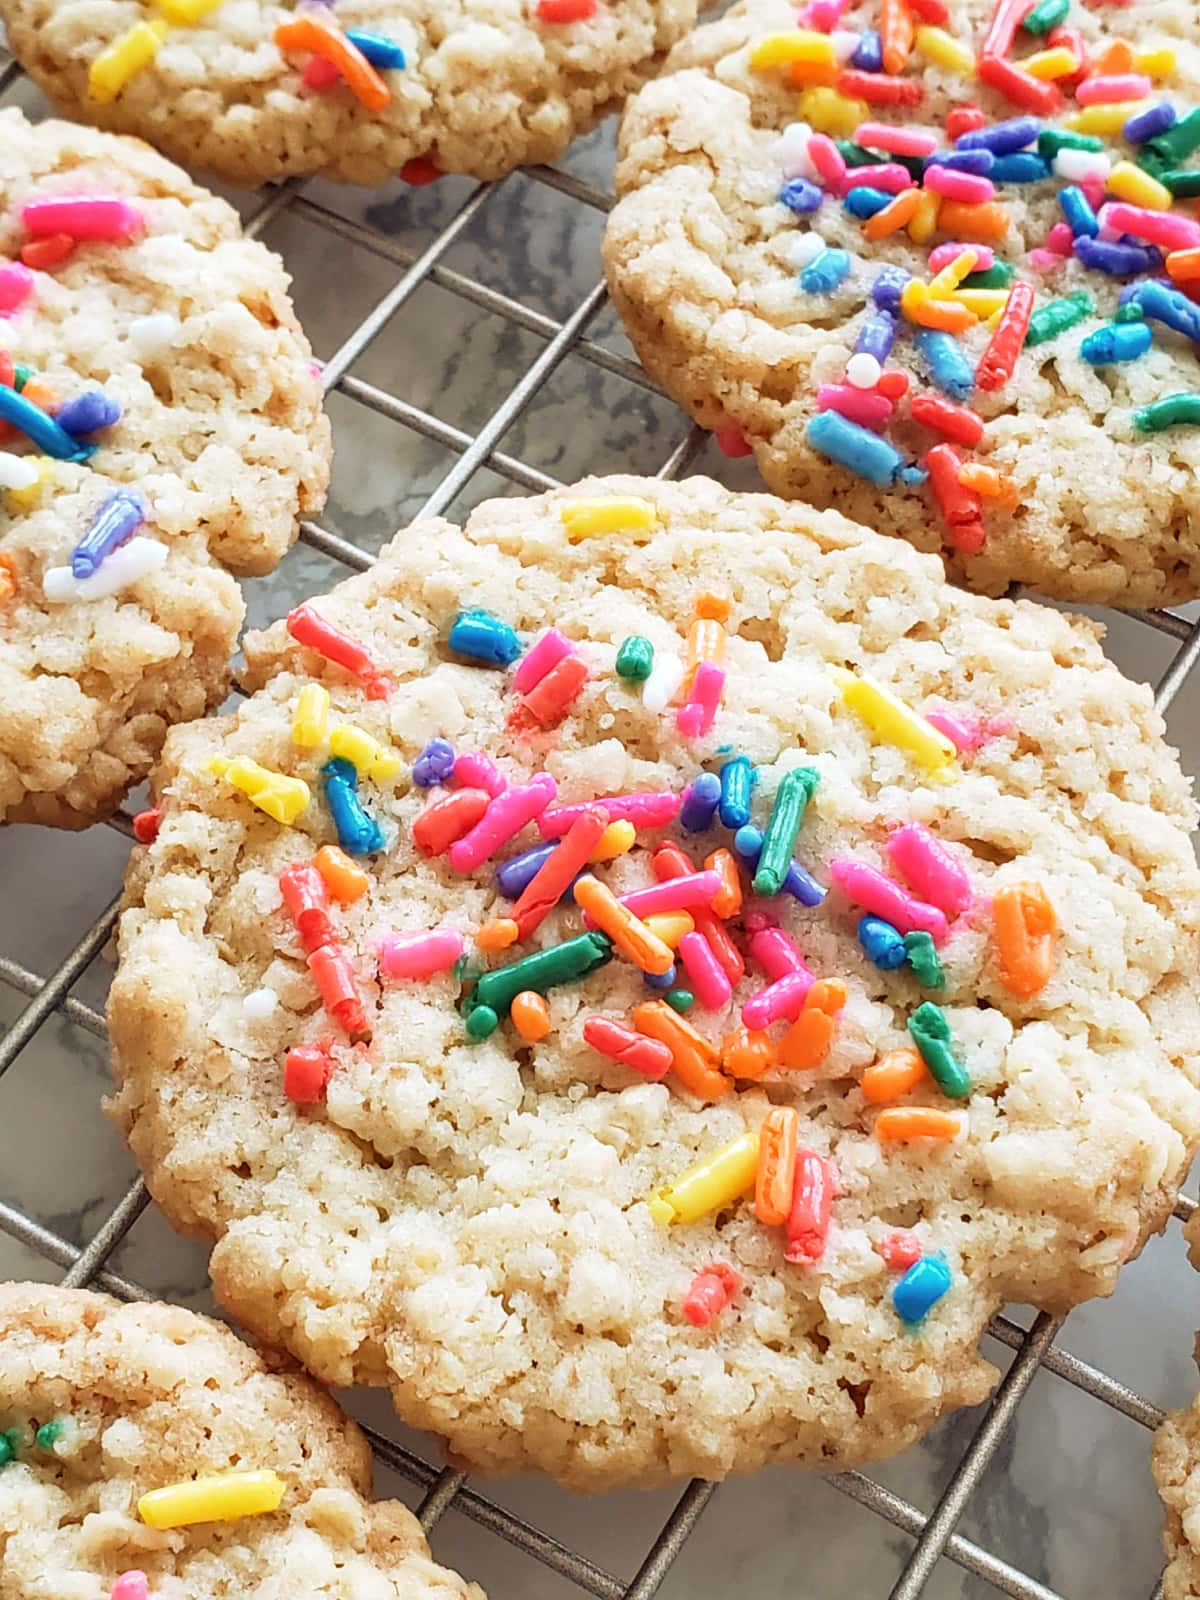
[1074,236,1163,276]
[955,115,1041,155]
[1123,101,1176,144]
[855,309,897,362]
[924,148,995,176]
[412,737,455,787]
[70,489,146,580]
[495,842,557,899]
[850,27,882,72]
[57,389,122,437]
[679,772,721,833]
[870,263,911,312]
[779,177,824,215]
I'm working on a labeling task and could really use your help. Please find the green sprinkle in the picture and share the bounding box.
[903,931,945,990]
[35,1421,63,1451]
[908,1002,970,1099]
[1114,302,1147,324]
[1145,108,1200,169]
[1025,290,1092,347]
[665,989,694,1013]
[1162,168,1200,198]
[962,263,1014,290]
[615,635,655,682]
[0,1435,13,1468]
[752,766,820,898]
[12,364,31,393]
[1134,393,1200,434]
[465,1004,500,1039]
[835,140,879,169]
[473,932,612,1015]
[1022,0,1068,34]
[1037,130,1103,160]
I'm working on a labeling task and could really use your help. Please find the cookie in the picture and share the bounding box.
[0,1281,484,1600]
[605,0,1200,606]
[0,0,699,188]
[108,474,1200,1489]
[0,110,329,827]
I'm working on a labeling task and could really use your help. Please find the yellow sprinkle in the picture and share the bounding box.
[328,723,401,782]
[155,0,224,19]
[6,457,56,512]
[210,757,310,825]
[291,683,329,748]
[647,1130,760,1225]
[87,18,169,103]
[1107,159,1173,211]
[907,188,942,246]
[798,86,869,137]
[899,280,931,321]
[834,669,957,775]
[138,1470,285,1530]
[748,29,835,71]
[1065,101,1151,136]
[951,288,1011,316]
[914,25,976,77]
[560,497,657,539]
[1022,45,1079,80]
[643,911,695,950]
[589,818,637,861]
[1134,47,1176,80]
[927,248,978,298]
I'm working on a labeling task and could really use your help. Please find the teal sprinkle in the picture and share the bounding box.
[465,1004,500,1039]
[962,263,1014,290]
[907,1002,970,1099]
[665,989,694,1014]
[903,931,945,990]
[35,1420,63,1451]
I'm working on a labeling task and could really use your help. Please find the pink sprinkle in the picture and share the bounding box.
[749,925,808,980]
[598,870,723,922]
[742,968,814,1029]
[928,242,995,273]
[0,262,35,315]
[449,774,556,872]
[855,121,940,158]
[885,822,972,916]
[682,1263,742,1326]
[924,167,996,203]
[1045,221,1075,255]
[840,162,915,195]
[453,752,507,796]
[1075,72,1151,104]
[678,931,733,1010]
[797,0,849,29]
[817,382,894,431]
[22,194,144,241]
[715,421,753,457]
[378,928,465,980]
[109,1578,148,1600]
[828,857,950,944]
[512,627,573,694]
[879,1231,922,1270]
[676,660,725,739]
[924,709,981,751]
[1079,176,1106,211]
[1100,202,1200,251]
[1028,247,1063,274]
[807,133,847,189]
[985,714,1014,738]
[539,791,680,838]
[302,54,342,89]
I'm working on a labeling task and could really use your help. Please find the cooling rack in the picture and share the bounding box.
[1,46,1199,1600]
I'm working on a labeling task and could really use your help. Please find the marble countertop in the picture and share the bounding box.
[1,64,1198,1600]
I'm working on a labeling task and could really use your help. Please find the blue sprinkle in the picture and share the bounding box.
[448,608,522,667]
[914,328,975,401]
[897,465,929,487]
[855,310,897,363]
[1123,100,1176,144]
[1074,235,1164,277]
[893,1257,953,1326]
[718,755,755,830]
[924,148,995,176]
[1118,280,1157,307]
[1137,279,1200,344]
[955,115,1041,155]
[858,915,907,971]
[70,489,146,580]
[0,386,94,461]
[1080,321,1154,365]
[413,737,455,787]
[344,28,406,67]
[731,824,825,907]
[842,186,892,220]
[871,263,911,312]
[807,409,902,486]
[850,26,882,71]
[495,842,557,898]
[680,772,722,833]
[322,758,385,855]
[780,177,823,215]
[1058,185,1098,238]
[989,152,1051,183]
[56,389,121,437]
[644,964,677,991]
[801,247,852,294]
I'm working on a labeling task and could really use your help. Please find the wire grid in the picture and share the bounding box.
[1,46,1199,1600]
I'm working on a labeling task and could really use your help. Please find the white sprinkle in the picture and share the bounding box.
[642,650,685,714]
[789,232,827,269]
[243,987,279,1021]
[42,536,168,603]
[127,312,180,360]
[830,28,859,63]
[845,352,882,389]
[769,121,817,181]
[1053,150,1111,183]
[0,452,39,491]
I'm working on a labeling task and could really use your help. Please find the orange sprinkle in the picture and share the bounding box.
[696,591,732,622]
[912,297,978,334]
[0,553,16,603]
[755,1106,799,1226]
[574,875,675,975]
[863,188,923,241]
[958,462,1017,504]
[861,1047,927,1105]
[476,917,519,952]
[20,234,75,271]
[806,978,847,1016]
[880,0,914,74]
[314,844,369,904]
[274,14,390,110]
[1166,248,1200,283]
[633,1001,730,1101]
[992,881,1057,997]
[779,1007,836,1070]
[1093,37,1133,74]
[721,1027,777,1081]
[20,377,58,414]
[875,1106,962,1141]
[686,616,726,675]
[936,199,1011,242]
[705,847,743,919]
[511,990,552,1043]
[787,57,839,86]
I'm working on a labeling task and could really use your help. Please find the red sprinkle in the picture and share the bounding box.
[401,157,442,186]
[880,1230,923,1271]
[307,945,369,1035]
[287,602,391,698]
[837,70,923,106]
[131,806,161,844]
[876,368,910,399]
[903,0,949,19]
[279,863,335,952]
[302,54,342,89]
[977,52,1063,115]
[976,278,1035,391]
[927,444,986,555]
[785,1151,836,1265]
[20,234,75,271]
[0,351,14,389]
[946,106,987,140]
[682,1263,742,1327]
[583,1015,672,1080]
[715,422,752,457]
[284,1044,335,1104]
[1046,23,1087,82]
[536,0,597,18]
[910,393,986,447]
[521,652,588,725]
[412,787,491,856]
[512,807,608,939]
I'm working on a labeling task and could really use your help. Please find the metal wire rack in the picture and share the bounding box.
[1,44,1199,1600]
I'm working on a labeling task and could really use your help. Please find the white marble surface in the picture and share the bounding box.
[1,65,1199,1600]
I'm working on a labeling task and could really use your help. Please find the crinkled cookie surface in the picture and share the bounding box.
[0,110,329,826]
[110,475,1200,1489]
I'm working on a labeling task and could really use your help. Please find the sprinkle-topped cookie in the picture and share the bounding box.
[606,0,1200,605]
[110,476,1200,1488]
[0,110,329,825]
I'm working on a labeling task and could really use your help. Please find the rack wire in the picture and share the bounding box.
[1,47,1198,1600]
